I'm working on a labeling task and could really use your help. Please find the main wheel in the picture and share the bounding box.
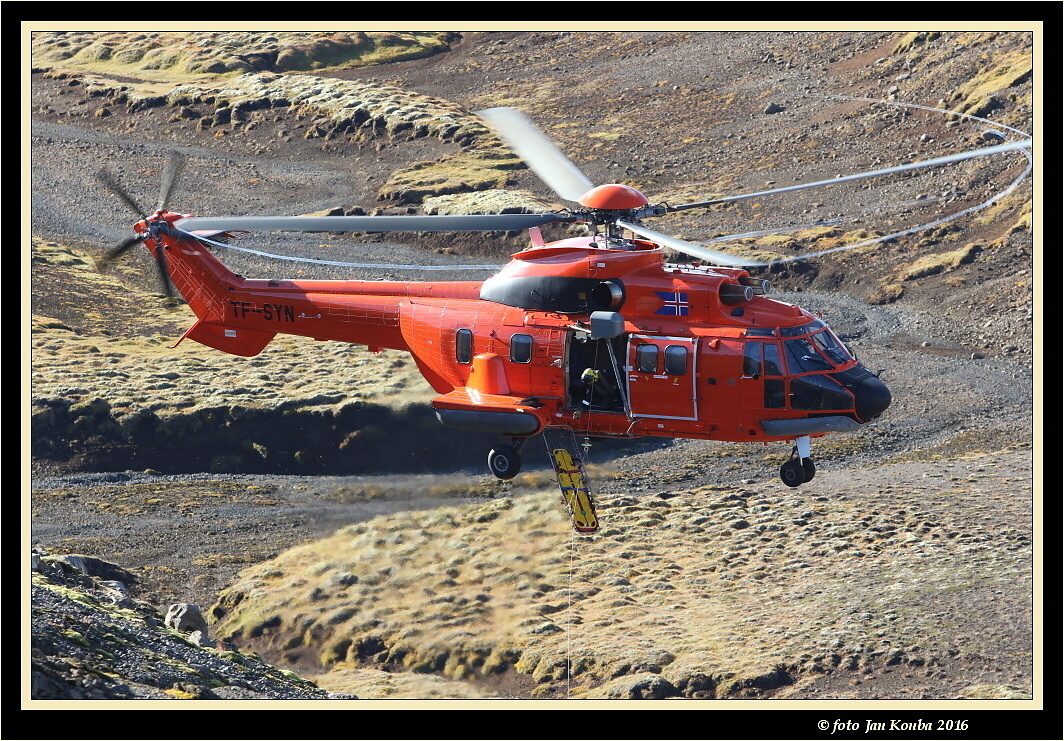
[780,458,805,488]
[487,445,521,480]
[801,458,816,482]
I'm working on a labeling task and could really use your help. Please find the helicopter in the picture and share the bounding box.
[99,107,1032,532]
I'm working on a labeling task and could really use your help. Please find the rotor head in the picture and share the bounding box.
[578,184,651,210]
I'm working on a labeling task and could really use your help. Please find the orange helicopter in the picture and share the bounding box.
[100,107,1031,532]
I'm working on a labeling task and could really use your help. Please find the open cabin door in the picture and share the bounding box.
[626,335,698,420]
[566,332,627,414]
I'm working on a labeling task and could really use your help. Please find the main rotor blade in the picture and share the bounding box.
[197,238,505,271]
[477,107,595,203]
[616,219,767,267]
[175,213,575,233]
[666,139,1034,212]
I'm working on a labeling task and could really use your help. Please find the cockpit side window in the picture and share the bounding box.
[763,342,784,376]
[745,341,785,377]
[743,342,762,377]
[744,341,786,408]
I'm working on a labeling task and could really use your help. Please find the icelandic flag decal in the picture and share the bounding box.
[654,291,690,316]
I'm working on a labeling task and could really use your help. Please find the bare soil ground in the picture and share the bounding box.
[27,30,1040,706]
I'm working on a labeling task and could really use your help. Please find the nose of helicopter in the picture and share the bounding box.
[851,368,892,421]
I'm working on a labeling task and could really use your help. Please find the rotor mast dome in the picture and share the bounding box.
[578,184,650,210]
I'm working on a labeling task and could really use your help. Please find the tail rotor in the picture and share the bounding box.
[97,153,187,301]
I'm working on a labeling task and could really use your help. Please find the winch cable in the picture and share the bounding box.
[566,523,576,699]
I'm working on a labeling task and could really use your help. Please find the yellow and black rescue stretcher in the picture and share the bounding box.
[550,447,599,533]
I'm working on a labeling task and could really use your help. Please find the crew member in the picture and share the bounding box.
[580,367,619,411]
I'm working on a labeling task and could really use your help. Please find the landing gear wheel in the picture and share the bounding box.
[802,458,816,482]
[780,458,806,488]
[488,445,522,480]
[780,446,816,486]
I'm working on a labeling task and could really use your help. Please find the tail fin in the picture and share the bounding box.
[158,227,279,357]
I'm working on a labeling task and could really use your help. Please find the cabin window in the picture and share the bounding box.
[664,345,688,376]
[510,333,533,363]
[456,329,473,364]
[635,343,659,374]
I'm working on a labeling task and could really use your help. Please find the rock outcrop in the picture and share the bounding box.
[30,549,357,700]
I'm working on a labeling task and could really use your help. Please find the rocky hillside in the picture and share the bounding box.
[27,29,1039,706]
[29,442,1035,702]
[29,549,357,700]
[207,448,1035,701]
[30,31,460,77]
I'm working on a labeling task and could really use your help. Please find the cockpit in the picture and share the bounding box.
[742,319,889,421]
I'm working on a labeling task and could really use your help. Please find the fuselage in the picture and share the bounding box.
[147,216,891,445]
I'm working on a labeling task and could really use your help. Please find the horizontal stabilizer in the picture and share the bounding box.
[175,320,276,357]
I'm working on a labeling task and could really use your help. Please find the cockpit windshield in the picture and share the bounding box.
[811,328,853,365]
[783,329,854,372]
[779,320,826,337]
[746,322,856,373]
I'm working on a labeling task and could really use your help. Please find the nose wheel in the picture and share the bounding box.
[779,437,816,487]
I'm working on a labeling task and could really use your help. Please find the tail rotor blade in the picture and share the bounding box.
[100,234,145,267]
[156,152,186,212]
[154,245,175,299]
[98,170,148,218]
[478,107,595,203]
[97,154,184,302]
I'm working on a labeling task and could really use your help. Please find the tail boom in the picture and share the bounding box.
[155,227,482,357]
